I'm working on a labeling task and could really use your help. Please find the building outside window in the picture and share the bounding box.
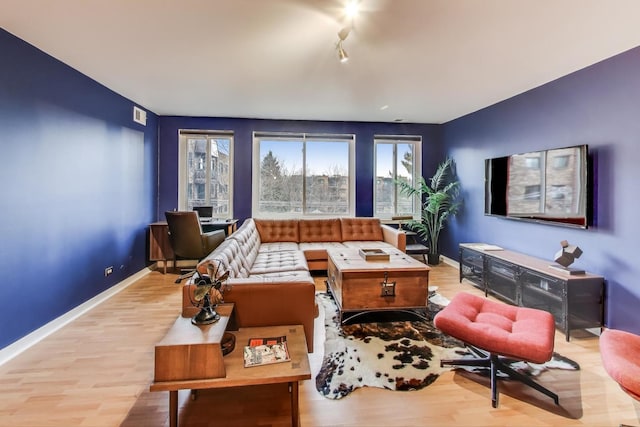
[525,156,541,169]
[178,130,233,217]
[252,132,355,217]
[374,135,422,219]
[508,146,582,216]
[524,184,541,200]
[553,154,570,169]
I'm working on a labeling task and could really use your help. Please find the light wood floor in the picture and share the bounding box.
[0,263,638,426]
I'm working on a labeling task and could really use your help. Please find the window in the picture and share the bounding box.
[252,132,355,217]
[525,156,541,169]
[553,155,570,169]
[524,185,541,200]
[374,135,422,219]
[178,130,233,216]
[549,184,567,200]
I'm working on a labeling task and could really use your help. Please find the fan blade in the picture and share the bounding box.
[194,284,213,301]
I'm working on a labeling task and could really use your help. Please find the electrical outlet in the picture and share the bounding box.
[104,266,113,277]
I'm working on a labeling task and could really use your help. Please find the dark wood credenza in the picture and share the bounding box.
[459,243,604,341]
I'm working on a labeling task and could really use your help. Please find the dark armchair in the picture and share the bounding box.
[164,211,226,283]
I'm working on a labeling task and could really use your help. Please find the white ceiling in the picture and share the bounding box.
[2,0,640,124]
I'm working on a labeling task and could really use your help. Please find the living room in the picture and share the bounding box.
[2,1,640,425]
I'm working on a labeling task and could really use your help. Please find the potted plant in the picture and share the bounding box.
[397,157,461,265]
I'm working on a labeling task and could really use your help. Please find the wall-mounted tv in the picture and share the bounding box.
[485,144,589,229]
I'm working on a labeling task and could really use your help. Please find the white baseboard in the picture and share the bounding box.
[441,254,459,268]
[0,267,153,367]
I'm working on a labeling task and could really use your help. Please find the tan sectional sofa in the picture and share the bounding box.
[182,217,406,352]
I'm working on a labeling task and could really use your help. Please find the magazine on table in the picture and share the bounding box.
[243,335,290,367]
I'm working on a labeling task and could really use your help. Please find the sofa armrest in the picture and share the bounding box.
[381,224,406,252]
[182,279,317,352]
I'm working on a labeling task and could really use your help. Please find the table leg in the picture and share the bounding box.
[290,381,300,427]
[169,390,178,427]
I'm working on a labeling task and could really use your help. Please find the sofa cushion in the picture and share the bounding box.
[342,241,396,250]
[248,270,313,280]
[340,217,384,241]
[250,250,309,275]
[299,218,342,242]
[259,242,300,253]
[255,219,299,243]
[298,242,348,260]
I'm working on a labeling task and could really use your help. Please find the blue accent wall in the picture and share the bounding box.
[442,46,640,335]
[0,29,158,349]
[157,117,442,221]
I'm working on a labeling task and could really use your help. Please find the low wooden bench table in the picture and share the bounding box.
[150,304,310,427]
[326,248,430,323]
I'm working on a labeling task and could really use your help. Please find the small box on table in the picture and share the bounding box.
[359,248,390,261]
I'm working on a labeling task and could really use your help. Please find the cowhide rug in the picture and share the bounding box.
[315,292,580,400]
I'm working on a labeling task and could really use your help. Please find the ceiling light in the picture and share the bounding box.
[337,41,349,63]
[345,0,359,19]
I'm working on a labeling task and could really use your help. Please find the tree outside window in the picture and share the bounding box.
[253,133,354,217]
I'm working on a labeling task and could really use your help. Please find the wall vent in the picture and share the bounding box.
[133,106,147,126]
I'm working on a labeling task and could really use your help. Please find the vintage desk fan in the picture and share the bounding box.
[190,259,229,325]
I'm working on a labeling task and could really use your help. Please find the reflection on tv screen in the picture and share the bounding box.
[485,145,588,228]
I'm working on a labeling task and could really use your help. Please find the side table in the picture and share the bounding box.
[404,230,429,264]
[151,306,310,427]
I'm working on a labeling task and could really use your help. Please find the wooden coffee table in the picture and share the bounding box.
[326,248,430,323]
[150,305,310,427]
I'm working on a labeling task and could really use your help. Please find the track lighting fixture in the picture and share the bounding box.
[336,26,351,63]
[335,0,359,63]
[337,40,349,63]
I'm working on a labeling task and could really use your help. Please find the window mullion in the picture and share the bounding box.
[302,137,307,214]
[392,144,398,215]
[205,137,211,205]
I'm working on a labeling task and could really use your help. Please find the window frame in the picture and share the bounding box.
[251,132,356,218]
[373,135,422,220]
[178,130,234,217]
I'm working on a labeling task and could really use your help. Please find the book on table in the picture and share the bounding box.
[243,335,290,368]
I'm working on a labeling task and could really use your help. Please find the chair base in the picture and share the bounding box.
[441,346,559,408]
[175,268,197,284]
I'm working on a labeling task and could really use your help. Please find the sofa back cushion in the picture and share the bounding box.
[254,219,299,243]
[340,217,384,241]
[228,219,260,269]
[198,238,248,278]
[299,218,342,242]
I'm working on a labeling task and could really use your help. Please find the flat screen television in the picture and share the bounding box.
[484,144,589,229]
